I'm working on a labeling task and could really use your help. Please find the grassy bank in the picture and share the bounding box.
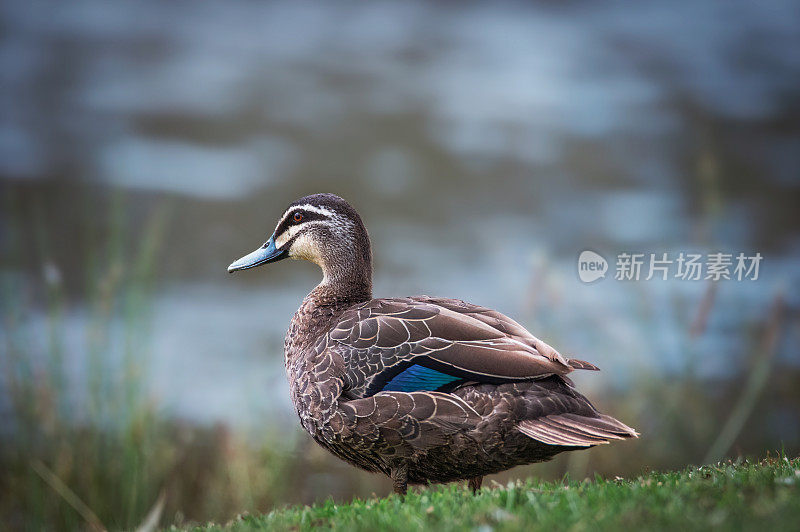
[191,455,800,531]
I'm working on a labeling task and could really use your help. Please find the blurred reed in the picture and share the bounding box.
[0,189,307,529]
[704,292,786,464]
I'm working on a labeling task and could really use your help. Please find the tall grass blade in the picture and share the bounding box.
[31,460,106,531]
[703,292,785,463]
[135,490,166,532]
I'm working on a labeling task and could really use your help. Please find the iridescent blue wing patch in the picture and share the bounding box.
[381,364,462,392]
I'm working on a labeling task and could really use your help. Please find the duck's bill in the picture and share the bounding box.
[227,236,287,273]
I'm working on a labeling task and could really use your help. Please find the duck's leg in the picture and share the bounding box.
[391,463,408,495]
[468,476,483,495]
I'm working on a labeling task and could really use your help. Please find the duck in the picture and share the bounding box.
[227,193,637,495]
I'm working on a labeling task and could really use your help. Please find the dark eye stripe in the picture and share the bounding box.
[274,209,328,238]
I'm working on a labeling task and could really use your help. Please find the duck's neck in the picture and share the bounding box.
[286,227,373,359]
[286,263,372,356]
[309,276,372,310]
[314,231,373,308]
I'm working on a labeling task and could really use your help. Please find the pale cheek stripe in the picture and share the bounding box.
[275,225,302,248]
[275,220,330,248]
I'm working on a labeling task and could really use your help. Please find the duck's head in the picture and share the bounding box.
[228,193,372,291]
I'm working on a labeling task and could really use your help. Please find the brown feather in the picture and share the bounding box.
[518,412,638,447]
[567,358,600,371]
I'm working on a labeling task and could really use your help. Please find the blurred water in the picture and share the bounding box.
[1,0,799,428]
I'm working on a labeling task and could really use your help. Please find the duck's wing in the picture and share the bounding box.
[413,296,599,371]
[330,297,597,398]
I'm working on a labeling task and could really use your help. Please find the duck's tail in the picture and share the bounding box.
[567,358,600,371]
[517,413,638,447]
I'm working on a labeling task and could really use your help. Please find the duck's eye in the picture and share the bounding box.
[293,212,303,223]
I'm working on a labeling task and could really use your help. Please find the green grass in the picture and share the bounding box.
[187,455,800,532]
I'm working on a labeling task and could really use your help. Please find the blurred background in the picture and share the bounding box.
[1,0,799,528]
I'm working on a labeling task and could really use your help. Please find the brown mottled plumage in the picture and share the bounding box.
[228,193,638,495]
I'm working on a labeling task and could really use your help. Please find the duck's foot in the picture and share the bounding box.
[391,464,408,496]
[468,476,483,495]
